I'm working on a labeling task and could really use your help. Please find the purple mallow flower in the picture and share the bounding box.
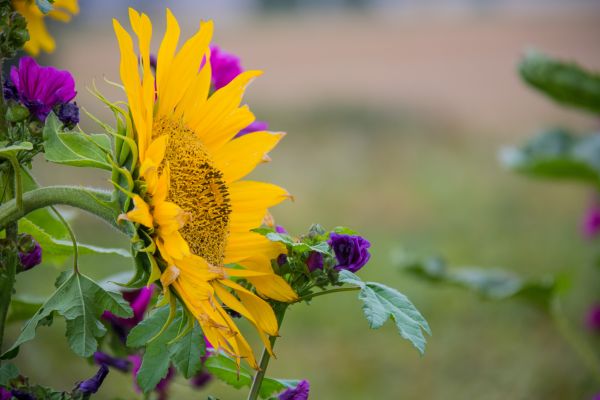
[586,305,600,332]
[76,365,109,395]
[210,45,243,90]
[328,233,371,273]
[306,252,324,272]
[0,388,10,400]
[278,380,310,400]
[17,234,42,271]
[93,351,131,373]
[8,57,76,121]
[582,202,600,239]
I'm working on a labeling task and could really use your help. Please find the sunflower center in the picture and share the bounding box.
[154,117,231,266]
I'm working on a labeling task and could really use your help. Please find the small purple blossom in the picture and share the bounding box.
[277,253,288,266]
[76,365,109,395]
[3,79,18,101]
[17,234,42,271]
[190,371,212,389]
[278,380,310,400]
[328,233,371,273]
[93,351,131,372]
[275,225,288,234]
[586,305,600,332]
[56,102,79,128]
[210,45,243,90]
[10,390,35,400]
[0,388,10,400]
[582,202,600,239]
[306,252,324,272]
[9,57,76,121]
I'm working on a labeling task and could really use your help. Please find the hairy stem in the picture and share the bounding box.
[247,304,288,400]
[0,185,122,233]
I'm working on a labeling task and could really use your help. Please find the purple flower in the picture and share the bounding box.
[17,234,42,271]
[277,253,288,266]
[275,225,288,234]
[306,252,324,272]
[10,390,35,400]
[278,380,310,400]
[190,371,212,389]
[57,102,79,128]
[3,79,18,101]
[236,120,269,138]
[129,355,174,400]
[8,57,76,121]
[328,233,371,273]
[586,305,600,332]
[582,202,600,239]
[0,388,10,400]
[103,286,153,341]
[210,45,243,90]
[76,365,109,395]
[94,351,131,372]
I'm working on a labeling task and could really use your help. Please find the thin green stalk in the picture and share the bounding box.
[0,185,122,233]
[50,206,79,273]
[295,286,360,303]
[552,297,600,383]
[247,304,288,400]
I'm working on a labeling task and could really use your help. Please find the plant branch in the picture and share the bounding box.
[51,206,79,273]
[0,185,122,233]
[295,286,361,303]
[247,304,288,400]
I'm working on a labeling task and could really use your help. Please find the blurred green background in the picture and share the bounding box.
[6,0,600,399]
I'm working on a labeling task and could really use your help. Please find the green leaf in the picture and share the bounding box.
[127,306,170,348]
[519,50,600,114]
[500,128,600,186]
[204,352,293,399]
[3,272,133,358]
[265,232,331,255]
[0,142,33,158]
[399,255,560,310]
[168,322,205,379]
[7,296,43,324]
[0,363,18,386]
[338,270,431,354]
[19,218,130,261]
[43,113,112,170]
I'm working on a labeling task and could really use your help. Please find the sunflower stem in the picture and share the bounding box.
[247,303,288,400]
[0,185,124,233]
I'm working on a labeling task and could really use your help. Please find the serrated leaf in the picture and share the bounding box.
[500,129,600,186]
[3,272,133,358]
[338,270,431,354]
[204,352,292,399]
[168,322,205,379]
[43,113,112,170]
[399,255,559,310]
[19,217,130,260]
[0,363,18,386]
[519,50,600,114]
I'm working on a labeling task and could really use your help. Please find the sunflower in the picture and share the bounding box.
[12,0,79,55]
[113,8,297,368]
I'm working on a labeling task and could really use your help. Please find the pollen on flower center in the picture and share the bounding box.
[154,117,231,266]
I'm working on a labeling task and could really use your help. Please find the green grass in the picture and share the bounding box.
[6,102,600,399]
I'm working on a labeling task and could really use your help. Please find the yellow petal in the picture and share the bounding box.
[156,8,180,98]
[228,181,291,233]
[122,195,153,228]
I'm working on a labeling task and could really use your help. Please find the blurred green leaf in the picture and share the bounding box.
[7,296,43,324]
[3,271,133,358]
[500,128,600,186]
[19,218,130,263]
[0,363,18,386]
[43,113,112,170]
[519,50,600,114]
[338,270,431,355]
[399,255,560,310]
[204,352,297,399]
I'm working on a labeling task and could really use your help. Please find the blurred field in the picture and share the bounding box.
[6,3,600,399]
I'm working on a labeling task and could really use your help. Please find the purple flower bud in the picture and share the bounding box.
[275,225,288,234]
[328,233,371,273]
[76,365,109,395]
[586,305,600,332]
[3,79,18,101]
[306,252,324,272]
[277,253,288,266]
[210,45,243,90]
[56,102,79,128]
[583,202,600,239]
[9,57,76,121]
[278,380,310,400]
[93,351,131,372]
[190,371,212,389]
[17,234,42,271]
